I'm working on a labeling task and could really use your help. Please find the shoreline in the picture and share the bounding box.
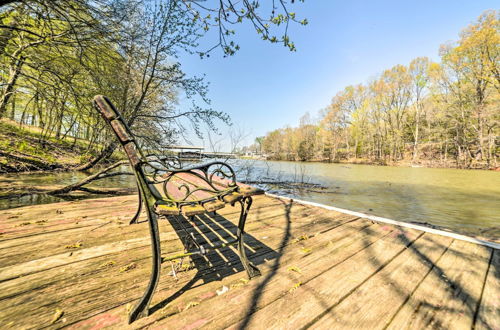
[266,192,500,249]
[3,155,500,175]
[254,157,500,171]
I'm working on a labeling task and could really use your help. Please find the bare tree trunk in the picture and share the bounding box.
[0,56,24,118]
[477,104,484,162]
[9,91,15,120]
[62,114,78,140]
[19,106,27,126]
[412,108,420,162]
[74,142,119,171]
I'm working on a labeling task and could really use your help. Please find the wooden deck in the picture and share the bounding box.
[0,194,498,329]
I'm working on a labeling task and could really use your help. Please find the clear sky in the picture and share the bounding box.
[178,0,498,152]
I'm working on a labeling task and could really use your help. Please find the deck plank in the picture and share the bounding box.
[474,249,500,330]
[386,239,492,330]
[309,233,454,329]
[0,194,497,330]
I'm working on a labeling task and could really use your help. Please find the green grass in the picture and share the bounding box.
[0,120,90,168]
[0,119,127,172]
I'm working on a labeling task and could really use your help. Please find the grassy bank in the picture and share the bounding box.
[0,119,110,173]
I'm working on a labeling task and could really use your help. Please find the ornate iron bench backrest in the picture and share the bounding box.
[92,95,238,208]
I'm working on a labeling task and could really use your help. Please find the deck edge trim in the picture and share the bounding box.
[265,193,500,250]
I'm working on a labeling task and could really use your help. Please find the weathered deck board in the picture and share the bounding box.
[309,234,454,329]
[474,249,500,330]
[386,239,492,330]
[0,194,497,330]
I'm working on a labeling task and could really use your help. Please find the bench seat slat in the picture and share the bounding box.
[222,192,243,204]
[156,201,180,216]
[209,175,265,197]
[181,204,206,216]
[240,186,265,197]
[202,200,225,212]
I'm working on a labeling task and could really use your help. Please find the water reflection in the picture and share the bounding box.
[0,193,76,210]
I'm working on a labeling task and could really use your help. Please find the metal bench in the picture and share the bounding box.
[93,95,264,323]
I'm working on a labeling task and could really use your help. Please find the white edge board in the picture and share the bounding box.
[265,192,500,250]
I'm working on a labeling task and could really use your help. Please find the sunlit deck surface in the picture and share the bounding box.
[0,194,498,329]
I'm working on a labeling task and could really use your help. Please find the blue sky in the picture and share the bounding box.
[179,0,498,151]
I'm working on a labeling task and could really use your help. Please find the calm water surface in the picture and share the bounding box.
[1,160,499,238]
[244,161,500,236]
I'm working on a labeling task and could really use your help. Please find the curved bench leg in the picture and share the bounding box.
[130,183,143,225]
[237,197,261,279]
[129,207,162,323]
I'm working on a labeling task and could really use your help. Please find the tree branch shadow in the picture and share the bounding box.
[236,198,293,330]
[148,203,283,316]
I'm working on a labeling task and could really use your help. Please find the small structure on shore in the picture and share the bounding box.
[164,146,204,160]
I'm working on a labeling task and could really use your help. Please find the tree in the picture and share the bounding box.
[440,10,499,166]
[255,136,264,154]
[258,10,499,169]
[0,0,308,172]
[408,57,431,162]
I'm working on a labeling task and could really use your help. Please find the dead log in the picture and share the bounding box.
[46,160,131,195]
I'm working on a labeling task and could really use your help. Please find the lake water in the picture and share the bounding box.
[240,160,500,239]
[1,160,499,239]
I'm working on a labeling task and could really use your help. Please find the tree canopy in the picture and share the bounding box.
[259,10,499,169]
[0,0,307,169]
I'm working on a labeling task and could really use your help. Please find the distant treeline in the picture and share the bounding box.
[257,11,499,169]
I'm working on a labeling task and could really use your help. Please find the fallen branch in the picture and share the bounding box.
[95,172,133,179]
[76,187,121,195]
[240,180,322,187]
[46,160,130,195]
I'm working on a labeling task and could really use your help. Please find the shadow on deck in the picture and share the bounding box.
[0,194,497,329]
